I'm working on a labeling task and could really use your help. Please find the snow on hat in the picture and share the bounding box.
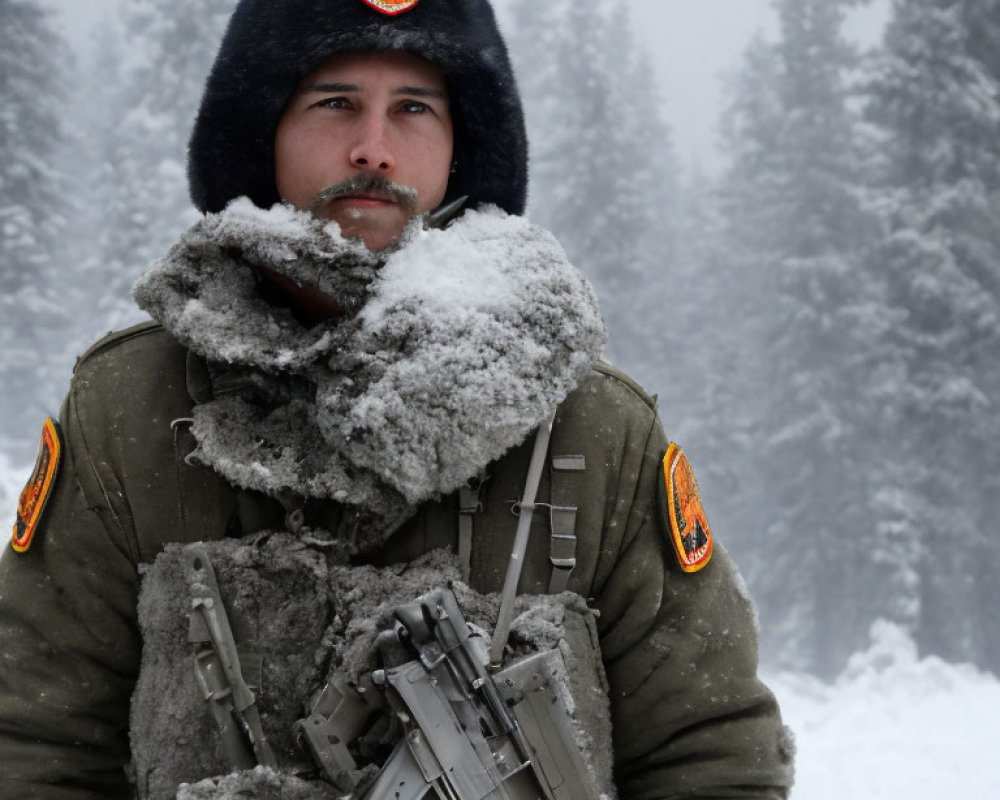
[188,0,528,216]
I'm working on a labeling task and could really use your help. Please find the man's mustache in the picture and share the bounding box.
[310,176,419,216]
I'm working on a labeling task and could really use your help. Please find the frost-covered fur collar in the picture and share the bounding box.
[135,199,607,542]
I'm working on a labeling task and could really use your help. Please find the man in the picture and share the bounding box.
[276,50,454,252]
[0,1,794,798]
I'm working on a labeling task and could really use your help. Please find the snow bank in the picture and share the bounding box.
[768,620,1000,799]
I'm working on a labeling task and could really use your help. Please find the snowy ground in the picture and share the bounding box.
[0,458,997,796]
[769,621,1000,799]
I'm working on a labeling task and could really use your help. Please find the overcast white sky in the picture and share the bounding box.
[45,0,890,170]
[626,0,890,167]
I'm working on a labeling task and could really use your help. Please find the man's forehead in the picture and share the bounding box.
[297,50,448,92]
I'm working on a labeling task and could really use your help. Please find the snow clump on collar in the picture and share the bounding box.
[134,201,607,541]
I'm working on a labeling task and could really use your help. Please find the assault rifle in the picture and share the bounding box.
[188,419,599,797]
[296,586,600,800]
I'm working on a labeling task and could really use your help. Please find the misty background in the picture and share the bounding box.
[2,0,997,686]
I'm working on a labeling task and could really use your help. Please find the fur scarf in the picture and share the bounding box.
[134,200,607,543]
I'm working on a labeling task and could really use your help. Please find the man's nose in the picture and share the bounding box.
[349,117,394,171]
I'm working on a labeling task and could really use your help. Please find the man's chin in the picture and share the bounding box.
[332,225,397,253]
[330,214,411,253]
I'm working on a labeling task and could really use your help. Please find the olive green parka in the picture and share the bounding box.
[0,322,793,799]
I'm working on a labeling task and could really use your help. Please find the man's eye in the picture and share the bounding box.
[400,100,431,114]
[314,97,350,110]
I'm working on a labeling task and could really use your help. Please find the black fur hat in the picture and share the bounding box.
[188,0,527,216]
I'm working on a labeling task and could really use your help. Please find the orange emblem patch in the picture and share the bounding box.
[661,444,713,573]
[11,418,63,553]
[360,0,421,15]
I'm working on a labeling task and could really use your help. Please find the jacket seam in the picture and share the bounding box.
[621,405,662,554]
[68,391,140,568]
[591,362,658,411]
[74,320,164,373]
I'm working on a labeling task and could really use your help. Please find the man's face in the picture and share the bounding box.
[275,51,454,252]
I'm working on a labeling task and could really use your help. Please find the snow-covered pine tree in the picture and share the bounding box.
[865,0,1000,672]
[598,8,680,390]
[0,0,72,463]
[666,167,774,614]
[504,0,678,387]
[64,16,130,349]
[75,0,236,345]
[719,0,885,676]
[671,36,789,601]
[715,31,806,668]
[654,160,776,594]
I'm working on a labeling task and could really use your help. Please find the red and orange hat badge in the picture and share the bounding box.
[360,0,421,14]
[661,443,714,573]
[11,418,63,554]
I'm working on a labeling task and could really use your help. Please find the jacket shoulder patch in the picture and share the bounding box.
[11,418,63,553]
[659,443,713,573]
[360,0,420,15]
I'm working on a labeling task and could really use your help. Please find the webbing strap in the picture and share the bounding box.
[458,475,488,583]
[489,414,555,669]
[183,543,278,770]
[548,455,585,593]
[458,512,474,584]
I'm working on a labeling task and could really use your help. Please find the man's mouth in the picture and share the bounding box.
[310,177,418,216]
[331,192,395,207]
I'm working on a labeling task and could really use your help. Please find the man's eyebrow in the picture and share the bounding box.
[302,83,446,101]
[304,82,359,93]
[394,86,448,101]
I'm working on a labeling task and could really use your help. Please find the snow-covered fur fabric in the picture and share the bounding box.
[131,539,617,800]
[176,768,337,800]
[189,0,526,216]
[134,200,607,545]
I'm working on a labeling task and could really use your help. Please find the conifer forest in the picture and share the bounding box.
[2,0,999,683]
